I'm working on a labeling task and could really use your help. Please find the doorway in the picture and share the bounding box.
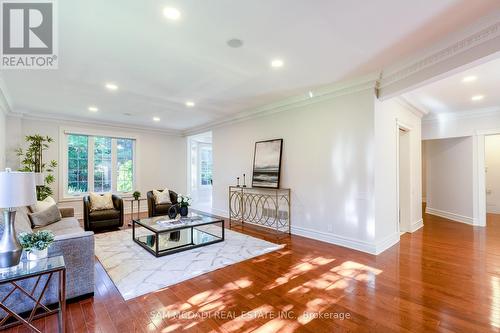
[484,134,500,225]
[398,127,411,233]
[187,132,213,213]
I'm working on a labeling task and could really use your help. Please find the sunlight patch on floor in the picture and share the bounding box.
[491,276,500,328]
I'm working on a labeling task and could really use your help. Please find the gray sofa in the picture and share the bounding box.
[0,206,94,314]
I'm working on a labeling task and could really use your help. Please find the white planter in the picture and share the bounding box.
[27,248,48,261]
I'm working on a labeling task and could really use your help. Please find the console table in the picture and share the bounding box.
[0,256,66,332]
[229,186,291,234]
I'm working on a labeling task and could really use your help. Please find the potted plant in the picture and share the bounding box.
[177,195,191,217]
[132,191,141,200]
[15,135,58,201]
[18,230,55,261]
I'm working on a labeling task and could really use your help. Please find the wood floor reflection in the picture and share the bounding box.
[5,210,500,332]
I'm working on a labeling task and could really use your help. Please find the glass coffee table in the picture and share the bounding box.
[132,212,225,257]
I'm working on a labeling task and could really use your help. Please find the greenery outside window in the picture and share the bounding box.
[65,134,135,196]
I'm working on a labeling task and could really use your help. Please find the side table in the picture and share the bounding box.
[0,256,66,332]
[124,198,147,226]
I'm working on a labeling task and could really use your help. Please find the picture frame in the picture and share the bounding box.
[252,139,283,189]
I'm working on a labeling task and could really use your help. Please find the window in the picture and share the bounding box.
[199,145,212,186]
[65,134,135,196]
[67,135,88,194]
[93,137,112,193]
[116,139,134,192]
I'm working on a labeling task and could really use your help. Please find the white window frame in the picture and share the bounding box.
[59,128,137,199]
[198,143,212,188]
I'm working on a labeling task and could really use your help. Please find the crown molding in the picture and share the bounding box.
[10,110,184,136]
[395,97,429,119]
[380,21,500,90]
[184,75,379,136]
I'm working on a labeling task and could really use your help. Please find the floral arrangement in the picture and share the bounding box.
[18,230,55,252]
[177,195,192,207]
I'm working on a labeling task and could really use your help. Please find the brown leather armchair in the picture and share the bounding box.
[83,194,124,231]
[147,190,178,217]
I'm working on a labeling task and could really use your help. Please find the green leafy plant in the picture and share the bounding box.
[177,195,192,207]
[15,135,58,200]
[18,230,55,252]
[133,191,141,200]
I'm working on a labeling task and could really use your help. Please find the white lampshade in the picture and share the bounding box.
[0,171,37,208]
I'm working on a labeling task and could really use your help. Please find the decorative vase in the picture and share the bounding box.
[179,205,188,217]
[27,248,48,261]
[168,205,178,219]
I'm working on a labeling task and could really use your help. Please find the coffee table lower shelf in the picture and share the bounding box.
[132,217,225,257]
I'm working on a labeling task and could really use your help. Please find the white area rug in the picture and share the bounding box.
[94,228,284,300]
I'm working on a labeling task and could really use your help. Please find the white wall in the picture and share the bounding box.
[212,88,389,253]
[5,116,186,217]
[374,99,423,241]
[422,140,427,203]
[0,109,5,170]
[485,135,500,214]
[424,137,474,224]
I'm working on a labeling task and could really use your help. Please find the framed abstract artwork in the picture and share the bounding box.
[252,139,283,188]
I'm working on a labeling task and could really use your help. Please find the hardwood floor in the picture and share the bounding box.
[5,210,500,332]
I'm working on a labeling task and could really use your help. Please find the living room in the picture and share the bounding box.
[0,1,500,332]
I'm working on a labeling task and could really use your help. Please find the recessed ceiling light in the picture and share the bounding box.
[163,7,181,20]
[88,106,98,112]
[471,95,484,101]
[227,38,243,48]
[185,101,195,107]
[153,117,161,122]
[271,59,284,68]
[462,76,477,83]
[105,83,118,91]
[123,112,132,116]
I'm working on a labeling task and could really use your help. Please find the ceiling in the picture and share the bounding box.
[1,0,498,132]
[403,55,500,119]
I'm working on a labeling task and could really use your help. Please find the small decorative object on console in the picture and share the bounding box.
[236,177,240,187]
[242,173,247,187]
[18,230,55,261]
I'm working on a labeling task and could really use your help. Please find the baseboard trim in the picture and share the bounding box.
[374,232,400,255]
[212,209,229,219]
[290,225,399,255]
[425,207,475,225]
[410,218,424,232]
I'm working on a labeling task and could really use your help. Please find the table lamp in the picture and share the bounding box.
[0,169,36,268]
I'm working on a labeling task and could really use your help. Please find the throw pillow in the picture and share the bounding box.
[28,204,62,228]
[153,188,171,204]
[89,192,114,211]
[29,196,56,213]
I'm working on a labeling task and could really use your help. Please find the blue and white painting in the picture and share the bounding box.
[252,139,283,188]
